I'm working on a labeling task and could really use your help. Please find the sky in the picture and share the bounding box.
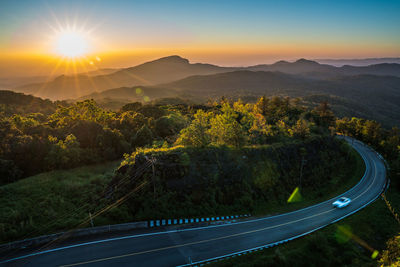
[0,0,399,76]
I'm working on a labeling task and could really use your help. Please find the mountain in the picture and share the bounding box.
[160,70,313,96]
[0,69,116,90]
[247,59,337,75]
[0,75,51,90]
[83,68,400,126]
[340,63,400,77]
[77,86,178,102]
[12,56,400,100]
[246,59,400,78]
[108,55,234,85]
[0,90,63,115]
[82,68,120,76]
[315,57,400,67]
[160,71,400,127]
[13,56,234,100]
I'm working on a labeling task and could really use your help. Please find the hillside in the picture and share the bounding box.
[77,86,178,103]
[160,71,400,126]
[12,56,400,101]
[0,95,366,243]
[74,69,400,126]
[247,58,400,77]
[0,90,63,115]
[13,56,234,100]
[247,59,337,75]
[315,57,400,67]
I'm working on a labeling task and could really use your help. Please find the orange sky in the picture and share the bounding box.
[1,1,399,77]
[2,42,399,78]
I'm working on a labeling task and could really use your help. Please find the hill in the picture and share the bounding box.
[77,86,177,103]
[315,57,400,67]
[0,90,63,115]
[12,56,400,100]
[73,69,400,126]
[247,59,400,77]
[160,71,400,126]
[13,56,234,100]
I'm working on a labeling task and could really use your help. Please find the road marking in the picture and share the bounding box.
[60,209,335,266]
[59,140,385,267]
[353,151,378,202]
[0,138,384,266]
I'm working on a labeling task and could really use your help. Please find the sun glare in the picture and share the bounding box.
[55,30,88,58]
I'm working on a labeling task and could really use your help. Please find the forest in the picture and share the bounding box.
[1,92,338,185]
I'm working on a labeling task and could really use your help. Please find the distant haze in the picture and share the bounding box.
[4,55,400,127]
[315,58,400,67]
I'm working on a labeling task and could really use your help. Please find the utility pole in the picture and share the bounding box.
[299,148,307,190]
[89,212,94,227]
[145,155,157,198]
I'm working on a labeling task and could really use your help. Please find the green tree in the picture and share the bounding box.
[97,128,130,160]
[233,99,255,132]
[132,125,153,147]
[209,103,245,147]
[312,101,335,128]
[253,161,279,192]
[48,100,113,127]
[254,96,269,116]
[10,114,39,132]
[362,120,381,146]
[121,102,142,112]
[118,112,147,140]
[137,105,165,119]
[176,110,211,147]
[45,134,83,169]
[288,119,311,139]
[70,120,104,148]
[379,235,400,266]
[154,113,187,138]
[249,113,275,144]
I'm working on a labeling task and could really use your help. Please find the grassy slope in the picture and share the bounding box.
[0,143,364,245]
[0,161,119,243]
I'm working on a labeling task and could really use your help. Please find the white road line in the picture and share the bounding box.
[0,138,385,265]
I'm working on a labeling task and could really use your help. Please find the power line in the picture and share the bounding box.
[2,160,153,262]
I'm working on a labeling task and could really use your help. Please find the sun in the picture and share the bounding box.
[55,30,88,58]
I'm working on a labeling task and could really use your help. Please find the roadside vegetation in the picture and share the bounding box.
[1,92,400,267]
[211,114,400,266]
[0,138,363,244]
[0,161,119,243]
[210,180,400,267]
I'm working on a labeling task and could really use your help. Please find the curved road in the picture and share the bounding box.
[1,137,387,266]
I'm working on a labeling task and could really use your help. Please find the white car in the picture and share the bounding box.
[332,197,351,208]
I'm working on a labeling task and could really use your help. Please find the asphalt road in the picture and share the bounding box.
[1,137,387,267]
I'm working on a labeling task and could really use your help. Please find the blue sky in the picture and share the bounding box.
[0,0,399,72]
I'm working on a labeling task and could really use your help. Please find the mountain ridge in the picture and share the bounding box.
[12,55,400,101]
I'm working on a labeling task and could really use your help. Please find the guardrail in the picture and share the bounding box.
[0,214,251,254]
[0,221,147,253]
[148,214,251,228]
[1,137,387,265]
